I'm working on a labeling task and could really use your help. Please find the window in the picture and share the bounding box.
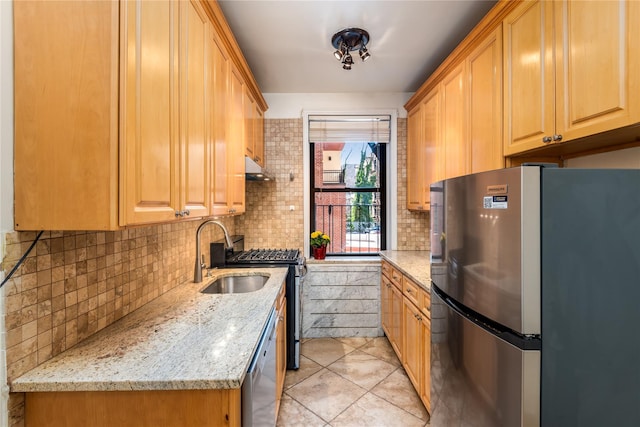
[308,115,390,255]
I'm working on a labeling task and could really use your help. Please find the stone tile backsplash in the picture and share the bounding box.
[1,220,234,384]
[2,116,427,426]
[238,119,305,250]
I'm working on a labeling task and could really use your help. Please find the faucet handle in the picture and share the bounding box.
[201,254,207,269]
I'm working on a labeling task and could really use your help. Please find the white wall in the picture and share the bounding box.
[264,92,412,119]
[0,0,13,424]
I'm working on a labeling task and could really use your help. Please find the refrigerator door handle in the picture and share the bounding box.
[432,285,541,351]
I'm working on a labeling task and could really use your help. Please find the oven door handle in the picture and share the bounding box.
[298,263,308,279]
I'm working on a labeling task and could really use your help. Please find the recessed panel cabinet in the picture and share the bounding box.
[122,0,211,225]
[468,27,504,173]
[381,261,431,413]
[503,0,640,155]
[14,0,265,230]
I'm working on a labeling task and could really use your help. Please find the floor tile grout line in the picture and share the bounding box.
[282,337,429,426]
[282,388,337,425]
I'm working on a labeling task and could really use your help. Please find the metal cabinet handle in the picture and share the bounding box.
[184,209,190,216]
[542,136,553,143]
[553,134,563,142]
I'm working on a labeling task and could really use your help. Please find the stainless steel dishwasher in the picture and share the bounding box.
[241,307,277,427]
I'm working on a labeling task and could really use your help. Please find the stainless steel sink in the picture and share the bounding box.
[200,274,269,294]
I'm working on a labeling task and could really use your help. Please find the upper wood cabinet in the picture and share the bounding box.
[14,0,266,230]
[406,86,440,212]
[122,0,211,225]
[120,0,181,226]
[441,63,468,179]
[467,26,504,173]
[254,105,265,166]
[228,65,247,215]
[406,105,427,211]
[243,89,266,166]
[210,26,232,217]
[503,0,640,156]
[180,0,212,219]
[14,1,120,230]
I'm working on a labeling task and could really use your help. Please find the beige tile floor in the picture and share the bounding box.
[277,337,431,427]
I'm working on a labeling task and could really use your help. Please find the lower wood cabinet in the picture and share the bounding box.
[381,262,404,360]
[275,283,287,420]
[381,260,431,413]
[25,389,241,427]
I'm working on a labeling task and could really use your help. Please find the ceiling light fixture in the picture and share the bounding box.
[331,28,371,70]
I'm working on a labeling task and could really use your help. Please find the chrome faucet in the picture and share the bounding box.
[194,220,233,283]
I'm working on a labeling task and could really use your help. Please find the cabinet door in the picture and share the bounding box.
[14,1,119,230]
[228,66,246,214]
[468,27,504,173]
[421,315,431,412]
[180,0,210,218]
[555,0,640,141]
[423,87,442,187]
[254,105,265,166]
[406,105,426,211]
[210,26,232,216]
[503,0,555,155]
[403,297,422,391]
[244,89,256,160]
[121,0,180,225]
[390,283,403,359]
[441,63,468,179]
[380,274,392,337]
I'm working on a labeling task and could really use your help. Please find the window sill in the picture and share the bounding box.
[306,255,381,265]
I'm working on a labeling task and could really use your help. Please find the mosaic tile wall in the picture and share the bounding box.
[237,119,305,250]
[239,118,429,252]
[2,219,235,426]
[395,118,430,251]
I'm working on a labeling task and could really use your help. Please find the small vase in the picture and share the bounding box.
[312,246,326,260]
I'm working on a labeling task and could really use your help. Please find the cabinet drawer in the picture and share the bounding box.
[403,276,422,308]
[381,260,392,279]
[390,267,403,289]
[421,287,431,320]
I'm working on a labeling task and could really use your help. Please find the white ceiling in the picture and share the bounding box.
[217,0,498,94]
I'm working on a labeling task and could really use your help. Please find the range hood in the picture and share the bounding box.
[245,156,275,181]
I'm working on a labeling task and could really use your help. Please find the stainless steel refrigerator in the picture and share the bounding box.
[429,165,640,427]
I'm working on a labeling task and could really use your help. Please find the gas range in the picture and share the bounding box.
[224,246,306,370]
[228,248,301,265]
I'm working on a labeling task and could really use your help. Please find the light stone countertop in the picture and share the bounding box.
[11,267,288,393]
[379,250,431,291]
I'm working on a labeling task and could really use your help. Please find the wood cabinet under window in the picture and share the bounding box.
[13,0,265,230]
[503,0,640,156]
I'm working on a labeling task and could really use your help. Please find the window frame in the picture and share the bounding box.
[310,141,387,256]
[303,110,398,258]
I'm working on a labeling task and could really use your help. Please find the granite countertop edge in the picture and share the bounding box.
[379,250,431,291]
[10,267,288,393]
